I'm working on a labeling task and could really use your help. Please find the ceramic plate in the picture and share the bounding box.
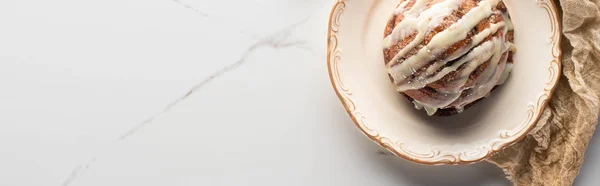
[327,0,561,165]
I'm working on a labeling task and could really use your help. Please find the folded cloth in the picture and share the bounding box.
[487,0,600,185]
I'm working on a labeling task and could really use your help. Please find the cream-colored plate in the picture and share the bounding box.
[327,0,561,165]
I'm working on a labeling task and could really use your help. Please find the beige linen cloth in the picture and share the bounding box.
[487,0,600,185]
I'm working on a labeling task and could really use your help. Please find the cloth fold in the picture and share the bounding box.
[487,0,600,185]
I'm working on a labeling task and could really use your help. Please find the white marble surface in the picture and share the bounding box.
[0,0,597,185]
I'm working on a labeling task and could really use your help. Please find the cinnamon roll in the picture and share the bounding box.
[383,0,515,116]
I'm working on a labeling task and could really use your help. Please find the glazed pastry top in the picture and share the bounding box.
[383,0,515,115]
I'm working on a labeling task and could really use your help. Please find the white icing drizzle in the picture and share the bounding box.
[501,11,514,31]
[394,0,503,113]
[402,0,430,16]
[389,0,502,84]
[506,42,516,53]
[413,100,440,116]
[413,100,424,110]
[384,0,516,115]
[440,34,509,109]
[471,22,505,47]
[497,62,513,85]
[384,0,463,67]
[393,0,412,15]
[450,53,509,109]
[413,90,462,115]
[397,22,506,92]
[442,36,505,93]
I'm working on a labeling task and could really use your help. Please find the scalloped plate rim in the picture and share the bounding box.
[327,0,562,165]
